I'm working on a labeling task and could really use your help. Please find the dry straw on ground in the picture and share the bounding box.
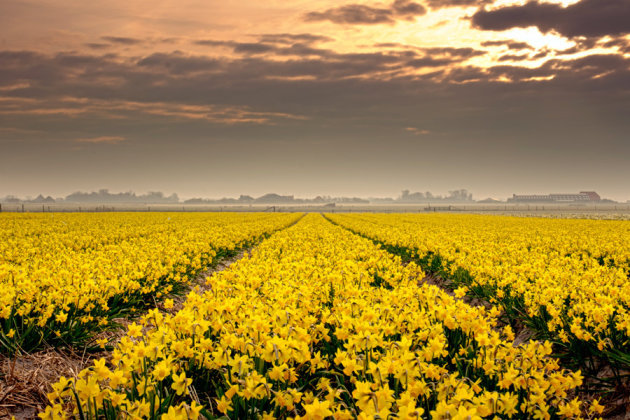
[0,348,97,419]
[0,249,251,420]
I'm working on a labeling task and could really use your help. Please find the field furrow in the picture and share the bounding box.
[44,214,591,419]
[0,213,301,354]
[327,213,630,415]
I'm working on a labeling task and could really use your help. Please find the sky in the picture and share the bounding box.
[1,0,629,201]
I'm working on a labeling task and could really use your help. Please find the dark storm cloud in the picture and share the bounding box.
[0,47,489,118]
[196,36,486,62]
[374,43,487,58]
[450,53,630,87]
[192,39,483,70]
[425,0,492,9]
[423,47,486,58]
[2,48,629,122]
[472,0,630,39]
[232,43,276,54]
[194,40,228,47]
[85,43,111,50]
[3,47,629,99]
[137,52,223,74]
[601,38,630,53]
[194,37,332,57]
[304,0,426,25]
[557,54,630,76]
[101,36,143,45]
[256,33,333,44]
[195,40,283,55]
[530,50,549,60]
[481,40,533,50]
[497,53,530,62]
[305,5,393,25]
[406,57,454,67]
[391,0,426,15]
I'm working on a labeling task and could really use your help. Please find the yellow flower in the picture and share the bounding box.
[108,390,126,407]
[75,376,101,401]
[152,359,172,381]
[216,395,233,414]
[55,312,68,323]
[303,399,333,420]
[37,404,63,420]
[164,298,174,310]
[108,369,127,388]
[454,287,468,299]
[92,358,110,380]
[452,404,481,420]
[187,401,203,420]
[171,371,192,396]
[161,405,188,420]
[557,398,582,418]
[589,398,605,415]
[127,322,143,338]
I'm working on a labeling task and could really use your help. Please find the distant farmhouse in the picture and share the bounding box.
[508,191,601,203]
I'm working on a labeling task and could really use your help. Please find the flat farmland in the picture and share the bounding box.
[1,212,629,419]
[2,203,630,221]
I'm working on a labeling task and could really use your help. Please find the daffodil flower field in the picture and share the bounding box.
[37,214,604,419]
[0,213,300,353]
[326,214,630,393]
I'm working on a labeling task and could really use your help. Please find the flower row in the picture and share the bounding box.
[327,213,630,376]
[45,214,593,419]
[0,212,300,352]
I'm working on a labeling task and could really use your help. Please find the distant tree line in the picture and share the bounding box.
[184,194,369,204]
[398,189,474,202]
[1,194,56,204]
[0,189,179,204]
[0,190,369,204]
[1,189,624,204]
[64,189,179,203]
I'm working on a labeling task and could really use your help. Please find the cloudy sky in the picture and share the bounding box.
[1,0,629,200]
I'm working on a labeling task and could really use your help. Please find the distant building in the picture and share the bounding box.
[477,198,502,203]
[508,191,600,203]
[579,191,601,201]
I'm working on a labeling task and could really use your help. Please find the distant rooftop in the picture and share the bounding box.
[508,191,601,203]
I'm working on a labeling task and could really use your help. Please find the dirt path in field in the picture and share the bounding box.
[1,215,307,419]
[0,349,95,420]
[415,271,535,345]
[322,215,539,345]
[164,248,250,314]
[323,216,630,419]
[0,248,253,420]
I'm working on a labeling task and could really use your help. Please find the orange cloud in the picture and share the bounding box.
[0,97,307,125]
[405,127,430,135]
[75,135,126,144]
